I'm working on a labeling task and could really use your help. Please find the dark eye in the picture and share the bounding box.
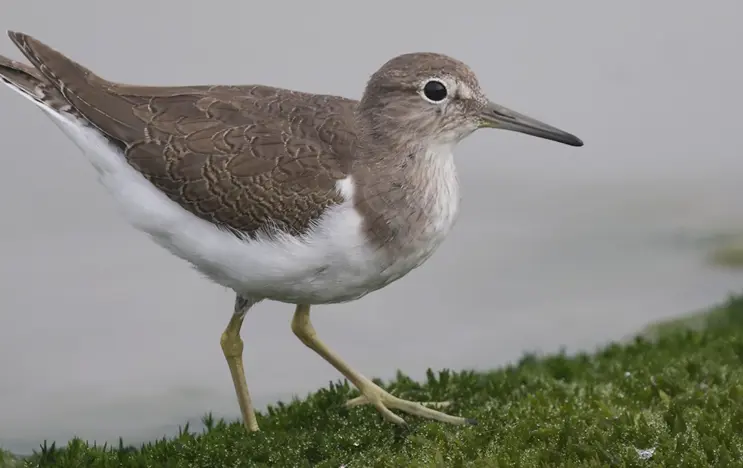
[422,80,448,102]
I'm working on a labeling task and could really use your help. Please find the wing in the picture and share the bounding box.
[8,31,358,238]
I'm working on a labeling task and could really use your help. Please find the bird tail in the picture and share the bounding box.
[0,46,71,111]
[4,30,148,141]
[0,53,44,93]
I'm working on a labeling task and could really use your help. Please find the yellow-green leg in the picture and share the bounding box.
[220,296,259,432]
[290,304,474,427]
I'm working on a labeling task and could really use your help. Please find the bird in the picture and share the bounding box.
[0,31,583,431]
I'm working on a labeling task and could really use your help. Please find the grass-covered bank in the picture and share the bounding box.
[4,295,743,467]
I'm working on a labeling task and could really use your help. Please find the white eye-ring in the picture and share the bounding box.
[420,79,449,103]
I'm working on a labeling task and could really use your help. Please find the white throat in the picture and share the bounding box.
[416,141,461,240]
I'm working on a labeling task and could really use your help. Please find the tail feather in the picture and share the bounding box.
[0,47,74,112]
[7,30,101,90]
[0,54,44,91]
[6,31,145,142]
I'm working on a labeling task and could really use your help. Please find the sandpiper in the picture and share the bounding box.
[0,31,583,431]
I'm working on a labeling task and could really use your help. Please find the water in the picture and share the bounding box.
[1,0,742,455]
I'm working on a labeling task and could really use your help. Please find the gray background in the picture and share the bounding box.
[1,0,742,454]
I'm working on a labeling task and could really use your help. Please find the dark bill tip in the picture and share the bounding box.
[563,134,584,147]
[480,101,584,148]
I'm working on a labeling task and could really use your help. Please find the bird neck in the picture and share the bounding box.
[354,112,460,208]
[353,108,457,171]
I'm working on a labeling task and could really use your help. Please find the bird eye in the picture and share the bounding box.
[422,80,448,102]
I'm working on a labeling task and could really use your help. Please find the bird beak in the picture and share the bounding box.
[478,101,583,147]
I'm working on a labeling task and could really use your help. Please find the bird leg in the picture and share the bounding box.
[220,296,260,432]
[290,304,473,427]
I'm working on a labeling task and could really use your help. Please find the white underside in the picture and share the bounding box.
[4,82,461,305]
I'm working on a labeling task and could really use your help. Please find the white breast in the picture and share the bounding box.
[8,82,461,305]
[377,144,461,284]
[419,144,461,240]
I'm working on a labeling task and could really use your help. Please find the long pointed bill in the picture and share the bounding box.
[479,101,583,147]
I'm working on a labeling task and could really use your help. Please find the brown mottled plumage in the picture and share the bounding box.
[4,33,356,239]
[0,31,582,431]
[0,34,483,246]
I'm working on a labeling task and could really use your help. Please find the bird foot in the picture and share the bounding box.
[344,383,476,427]
[346,395,451,409]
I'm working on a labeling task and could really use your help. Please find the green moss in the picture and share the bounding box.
[6,294,743,467]
[637,299,736,341]
[0,450,24,468]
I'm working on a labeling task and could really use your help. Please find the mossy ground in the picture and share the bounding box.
[4,294,743,467]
